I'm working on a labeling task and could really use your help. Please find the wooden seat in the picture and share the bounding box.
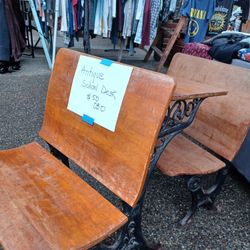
[157,53,250,224]
[0,142,127,250]
[0,48,175,249]
[158,134,224,176]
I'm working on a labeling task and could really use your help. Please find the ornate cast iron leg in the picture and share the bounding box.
[179,166,229,225]
[97,201,161,250]
[97,146,167,250]
[179,176,203,226]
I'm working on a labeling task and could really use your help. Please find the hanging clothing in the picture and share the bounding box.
[83,0,90,52]
[173,0,184,20]
[141,0,151,46]
[73,0,78,32]
[162,0,171,23]
[94,0,103,35]
[61,0,68,32]
[0,0,10,61]
[181,0,216,43]
[169,0,177,12]
[112,0,116,17]
[67,0,74,35]
[103,0,111,37]
[233,0,249,23]
[122,0,134,38]
[134,0,145,44]
[89,0,96,31]
[208,0,234,35]
[4,0,25,61]
[150,0,161,45]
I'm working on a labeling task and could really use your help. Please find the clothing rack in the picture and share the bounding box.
[22,0,184,69]
[20,0,52,69]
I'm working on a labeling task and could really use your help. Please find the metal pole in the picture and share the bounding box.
[52,0,59,67]
[28,0,52,69]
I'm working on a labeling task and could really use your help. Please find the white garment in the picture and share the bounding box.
[94,1,103,35]
[123,0,134,38]
[108,0,113,33]
[60,0,68,32]
[103,0,110,37]
[112,0,116,18]
[136,0,144,20]
[134,0,145,44]
[169,0,177,13]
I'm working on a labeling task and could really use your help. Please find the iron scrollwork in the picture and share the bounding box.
[148,98,205,173]
[159,98,203,138]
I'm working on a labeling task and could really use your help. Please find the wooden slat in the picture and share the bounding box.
[0,142,127,250]
[172,78,227,101]
[157,134,225,176]
[168,53,250,161]
[155,16,187,72]
[152,46,163,57]
[39,48,175,207]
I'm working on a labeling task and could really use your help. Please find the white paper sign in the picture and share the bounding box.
[67,55,133,132]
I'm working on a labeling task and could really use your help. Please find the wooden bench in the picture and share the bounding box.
[0,48,176,249]
[157,53,250,225]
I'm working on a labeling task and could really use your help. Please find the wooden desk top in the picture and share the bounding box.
[172,78,228,101]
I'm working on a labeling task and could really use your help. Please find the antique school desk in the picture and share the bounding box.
[0,49,227,250]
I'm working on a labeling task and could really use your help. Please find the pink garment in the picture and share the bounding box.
[182,43,212,60]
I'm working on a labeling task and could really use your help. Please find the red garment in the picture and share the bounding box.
[141,0,151,46]
[182,43,212,60]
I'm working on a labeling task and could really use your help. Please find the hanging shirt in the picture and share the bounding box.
[169,0,177,12]
[141,0,151,46]
[94,0,103,35]
[181,0,216,43]
[134,0,145,44]
[208,0,234,35]
[233,0,249,23]
[60,0,68,32]
[150,0,161,45]
[173,0,184,20]
[162,0,172,23]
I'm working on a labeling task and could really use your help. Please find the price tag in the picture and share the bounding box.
[67,55,133,132]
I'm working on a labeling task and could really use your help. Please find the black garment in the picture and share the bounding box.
[209,41,248,63]
[233,128,250,183]
[207,32,250,63]
[234,0,250,23]
[0,0,10,61]
[208,0,234,35]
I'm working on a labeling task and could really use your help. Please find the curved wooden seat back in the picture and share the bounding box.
[39,48,175,207]
[168,53,250,161]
